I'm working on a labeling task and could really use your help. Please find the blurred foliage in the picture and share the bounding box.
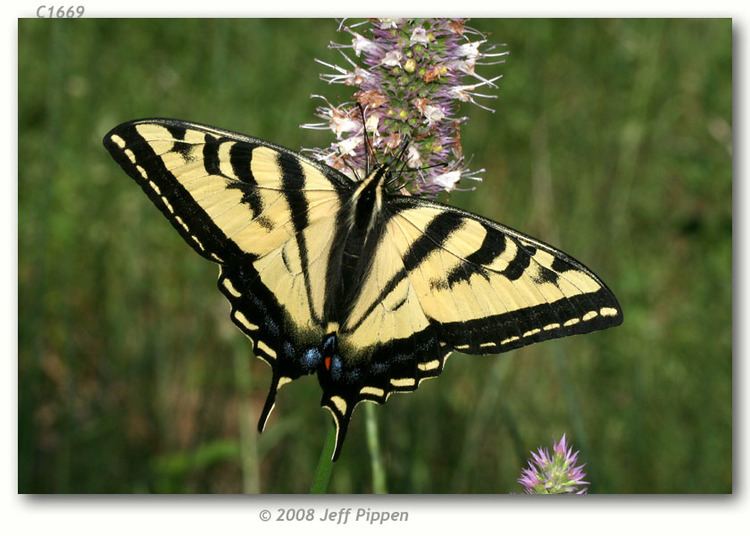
[18,18,731,493]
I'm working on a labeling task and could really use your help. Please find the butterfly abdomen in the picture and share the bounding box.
[324,167,389,326]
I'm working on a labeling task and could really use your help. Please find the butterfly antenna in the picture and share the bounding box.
[344,160,361,181]
[336,146,361,181]
[388,137,411,184]
[417,161,450,173]
[357,102,375,176]
[395,135,410,161]
[386,168,407,188]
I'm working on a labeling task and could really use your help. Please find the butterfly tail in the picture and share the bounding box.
[257,373,281,433]
[322,395,355,461]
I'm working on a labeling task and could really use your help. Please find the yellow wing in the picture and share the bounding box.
[335,196,622,400]
[104,118,355,430]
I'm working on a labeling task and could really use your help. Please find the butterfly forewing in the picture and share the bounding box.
[379,197,622,351]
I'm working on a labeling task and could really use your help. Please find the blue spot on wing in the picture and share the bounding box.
[330,356,344,381]
[302,347,322,371]
[264,318,280,337]
[347,368,361,382]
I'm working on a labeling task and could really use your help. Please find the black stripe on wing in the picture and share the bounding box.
[343,209,465,333]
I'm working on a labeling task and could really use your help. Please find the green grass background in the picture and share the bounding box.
[18,18,732,493]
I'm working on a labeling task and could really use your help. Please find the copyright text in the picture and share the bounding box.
[261,507,409,524]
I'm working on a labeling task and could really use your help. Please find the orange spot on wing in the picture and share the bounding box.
[324,356,332,370]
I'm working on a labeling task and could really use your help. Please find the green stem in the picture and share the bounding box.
[233,347,260,493]
[310,426,336,493]
[365,402,388,493]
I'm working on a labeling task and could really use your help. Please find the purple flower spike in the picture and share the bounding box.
[518,435,589,494]
[302,18,506,196]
